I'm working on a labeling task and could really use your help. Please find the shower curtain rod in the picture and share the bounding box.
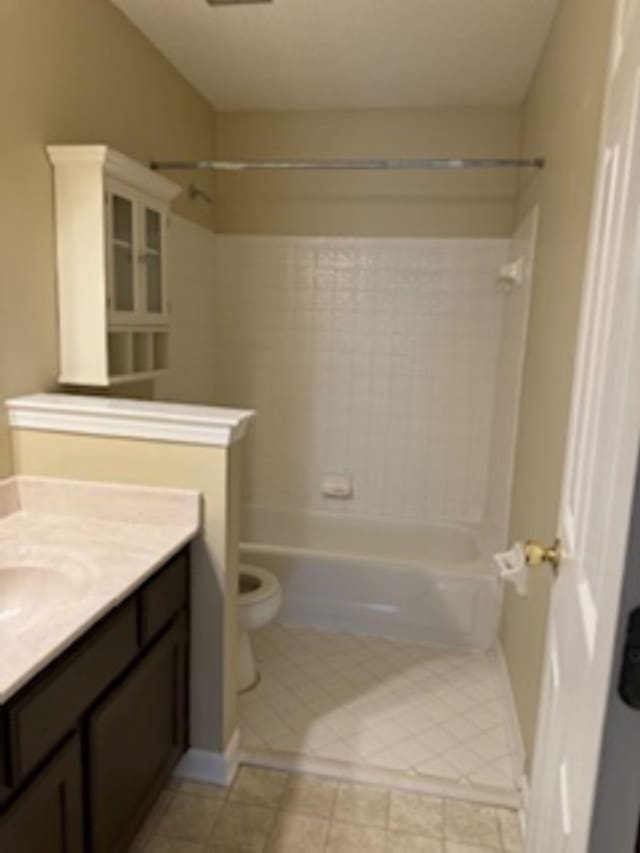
[150,157,545,172]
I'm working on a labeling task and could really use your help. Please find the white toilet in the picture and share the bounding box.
[237,563,282,692]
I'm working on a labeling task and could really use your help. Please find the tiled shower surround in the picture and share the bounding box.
[209,233,532,802]
[216,235,511,524]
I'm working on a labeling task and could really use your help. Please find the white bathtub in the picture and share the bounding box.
[240,506,502,651]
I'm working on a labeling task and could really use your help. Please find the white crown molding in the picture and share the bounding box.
[46,144,181,202]
[6,394,255,448]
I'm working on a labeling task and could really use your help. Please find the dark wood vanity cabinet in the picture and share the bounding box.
[88,615,187,853]
[0,546,190,853]
[0,735,84,853]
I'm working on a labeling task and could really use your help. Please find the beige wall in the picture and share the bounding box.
[11,429,240,752]
[1,0,620,774]
[0,0,218,477]
[155,217,219,405]
[215,108,521,237]
[501,0,616,762]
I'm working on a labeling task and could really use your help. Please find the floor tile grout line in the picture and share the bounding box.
[241,740,517,794]
[242,623,520,799]
[138,774,521,851]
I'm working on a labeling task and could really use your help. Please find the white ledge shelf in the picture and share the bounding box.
[7,394,255,448]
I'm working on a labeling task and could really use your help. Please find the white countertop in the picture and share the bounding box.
[0,476,201,703]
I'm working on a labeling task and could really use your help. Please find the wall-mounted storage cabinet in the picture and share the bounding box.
[47,146,181,386]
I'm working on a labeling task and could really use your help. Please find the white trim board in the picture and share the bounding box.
[493,642,529,831]
[239,747,522,809]
[174,729,241,788]
[493,643,527,783]
[6,393,255,448]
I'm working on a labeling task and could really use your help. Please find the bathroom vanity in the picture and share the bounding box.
[0,476,200,852]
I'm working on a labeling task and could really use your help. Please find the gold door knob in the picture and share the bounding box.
[524,539,562,572]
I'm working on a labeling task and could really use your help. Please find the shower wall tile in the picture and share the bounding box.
[215,235,510,524]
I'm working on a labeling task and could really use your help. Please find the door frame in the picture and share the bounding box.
[524,0,640,845]
[585,455,640,851]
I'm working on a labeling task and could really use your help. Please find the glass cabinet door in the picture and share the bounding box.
[110,194,135,315]
[143,207,165,318]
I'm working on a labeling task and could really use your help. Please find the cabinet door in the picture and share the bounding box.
[87,617,187,853]
[140,203,169,324]
[107,188,138,324]
[0,735,83,853]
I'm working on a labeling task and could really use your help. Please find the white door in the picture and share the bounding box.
[527,0,640,850]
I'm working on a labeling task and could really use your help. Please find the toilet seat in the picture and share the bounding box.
[237,563,283,692]
[239,563,280,606]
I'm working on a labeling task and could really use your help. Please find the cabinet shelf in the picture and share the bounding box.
[108,370,168,386]
[107,329,169,383]
[47,145,181,386]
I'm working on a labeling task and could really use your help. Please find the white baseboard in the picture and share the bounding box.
[493,642,527,778]
[518,769,531,840]
[494,642,530,835]
[240,747,521,808]
[173,728,241,787]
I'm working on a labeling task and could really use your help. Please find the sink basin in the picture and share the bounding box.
[0,566,85,625]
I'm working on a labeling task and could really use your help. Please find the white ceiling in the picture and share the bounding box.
[112,0,559,111]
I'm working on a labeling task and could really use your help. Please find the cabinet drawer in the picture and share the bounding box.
[0,734,83,853]
[8,600,138,783]
[140,550,188,644]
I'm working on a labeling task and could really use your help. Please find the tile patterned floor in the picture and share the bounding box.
[131,767,523,852]
[239,625,519,795]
